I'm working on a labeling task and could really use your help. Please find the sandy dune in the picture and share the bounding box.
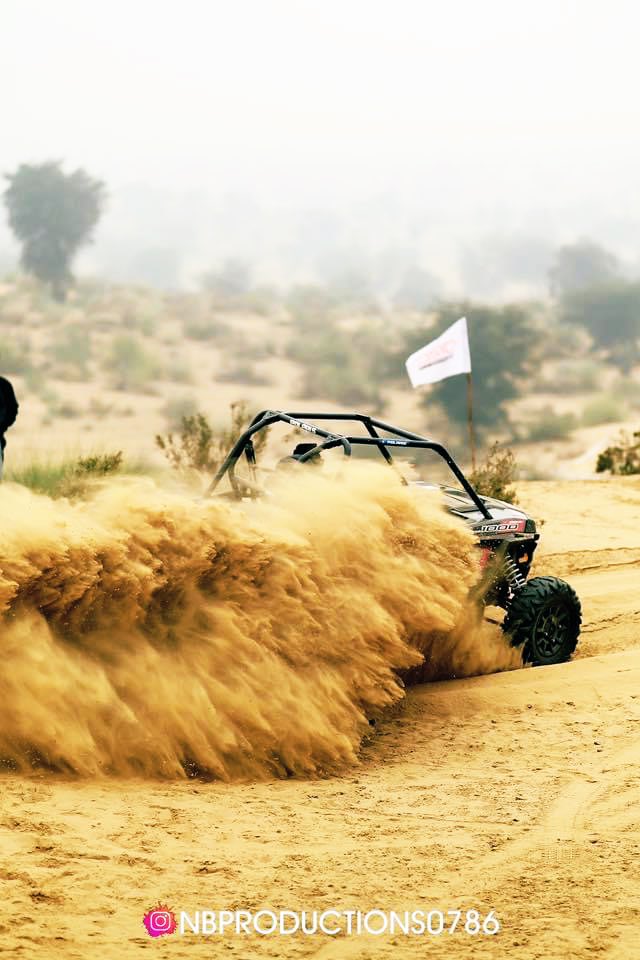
[1,478,639,959]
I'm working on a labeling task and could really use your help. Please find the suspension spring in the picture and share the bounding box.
[503,553,527,592]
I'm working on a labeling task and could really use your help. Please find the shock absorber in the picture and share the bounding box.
[503,553,527,592]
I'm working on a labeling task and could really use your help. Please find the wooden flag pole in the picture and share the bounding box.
[466,372,477,472]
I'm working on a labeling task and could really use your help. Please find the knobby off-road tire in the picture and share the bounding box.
[502,576,582,666]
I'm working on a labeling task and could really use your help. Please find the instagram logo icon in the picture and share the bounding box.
[143,904,177,938]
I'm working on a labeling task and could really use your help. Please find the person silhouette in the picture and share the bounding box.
[0,375,19,480]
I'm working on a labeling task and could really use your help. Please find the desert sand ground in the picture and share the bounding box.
[1,478,639,959]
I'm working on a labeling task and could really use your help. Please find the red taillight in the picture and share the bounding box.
[479,547,492,569]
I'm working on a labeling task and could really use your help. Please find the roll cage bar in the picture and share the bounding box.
[206,410,491,519]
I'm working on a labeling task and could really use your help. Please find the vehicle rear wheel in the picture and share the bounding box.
[502,576,581,665]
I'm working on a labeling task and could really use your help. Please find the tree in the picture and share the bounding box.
[559,281,640,370]
[3,161,105,299]
[549,240,619,298]
[398,302,537,432]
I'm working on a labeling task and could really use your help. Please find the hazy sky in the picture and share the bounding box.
[2,0,639,284]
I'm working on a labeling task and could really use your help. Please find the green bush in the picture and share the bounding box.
[596,431,640,474]
[6,459,71,494]
[581,395,625,427]
[73,451,123,477]
[215,363,272,386]
[221,330,275,363]
[6,451,123,497]
[104,335,161,392]
[53,399,82,419]
[299,363,382,408]
[287,323,383,409]
[0,337,32,374]
[122,308,157,336]
[238,285,280,316]
[183,316,233,342]
[38,387,82,420]
[50,325,91,377]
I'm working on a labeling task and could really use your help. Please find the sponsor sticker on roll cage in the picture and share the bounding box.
[288,418,318,433]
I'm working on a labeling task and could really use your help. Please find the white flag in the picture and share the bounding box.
[405,316,471,388]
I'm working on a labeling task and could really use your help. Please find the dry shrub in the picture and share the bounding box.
[469,442,518,503]
[155,401,268,474]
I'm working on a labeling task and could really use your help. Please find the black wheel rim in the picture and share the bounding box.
[532,603,572,659]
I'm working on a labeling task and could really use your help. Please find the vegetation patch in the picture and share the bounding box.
[596,431,640,475]
[469,442,518,503]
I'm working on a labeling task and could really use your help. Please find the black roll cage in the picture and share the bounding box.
[206,410,491,519]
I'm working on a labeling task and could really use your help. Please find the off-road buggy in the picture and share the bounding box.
[208,411,582,666]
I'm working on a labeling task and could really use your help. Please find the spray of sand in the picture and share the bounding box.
[0,463,521,779]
